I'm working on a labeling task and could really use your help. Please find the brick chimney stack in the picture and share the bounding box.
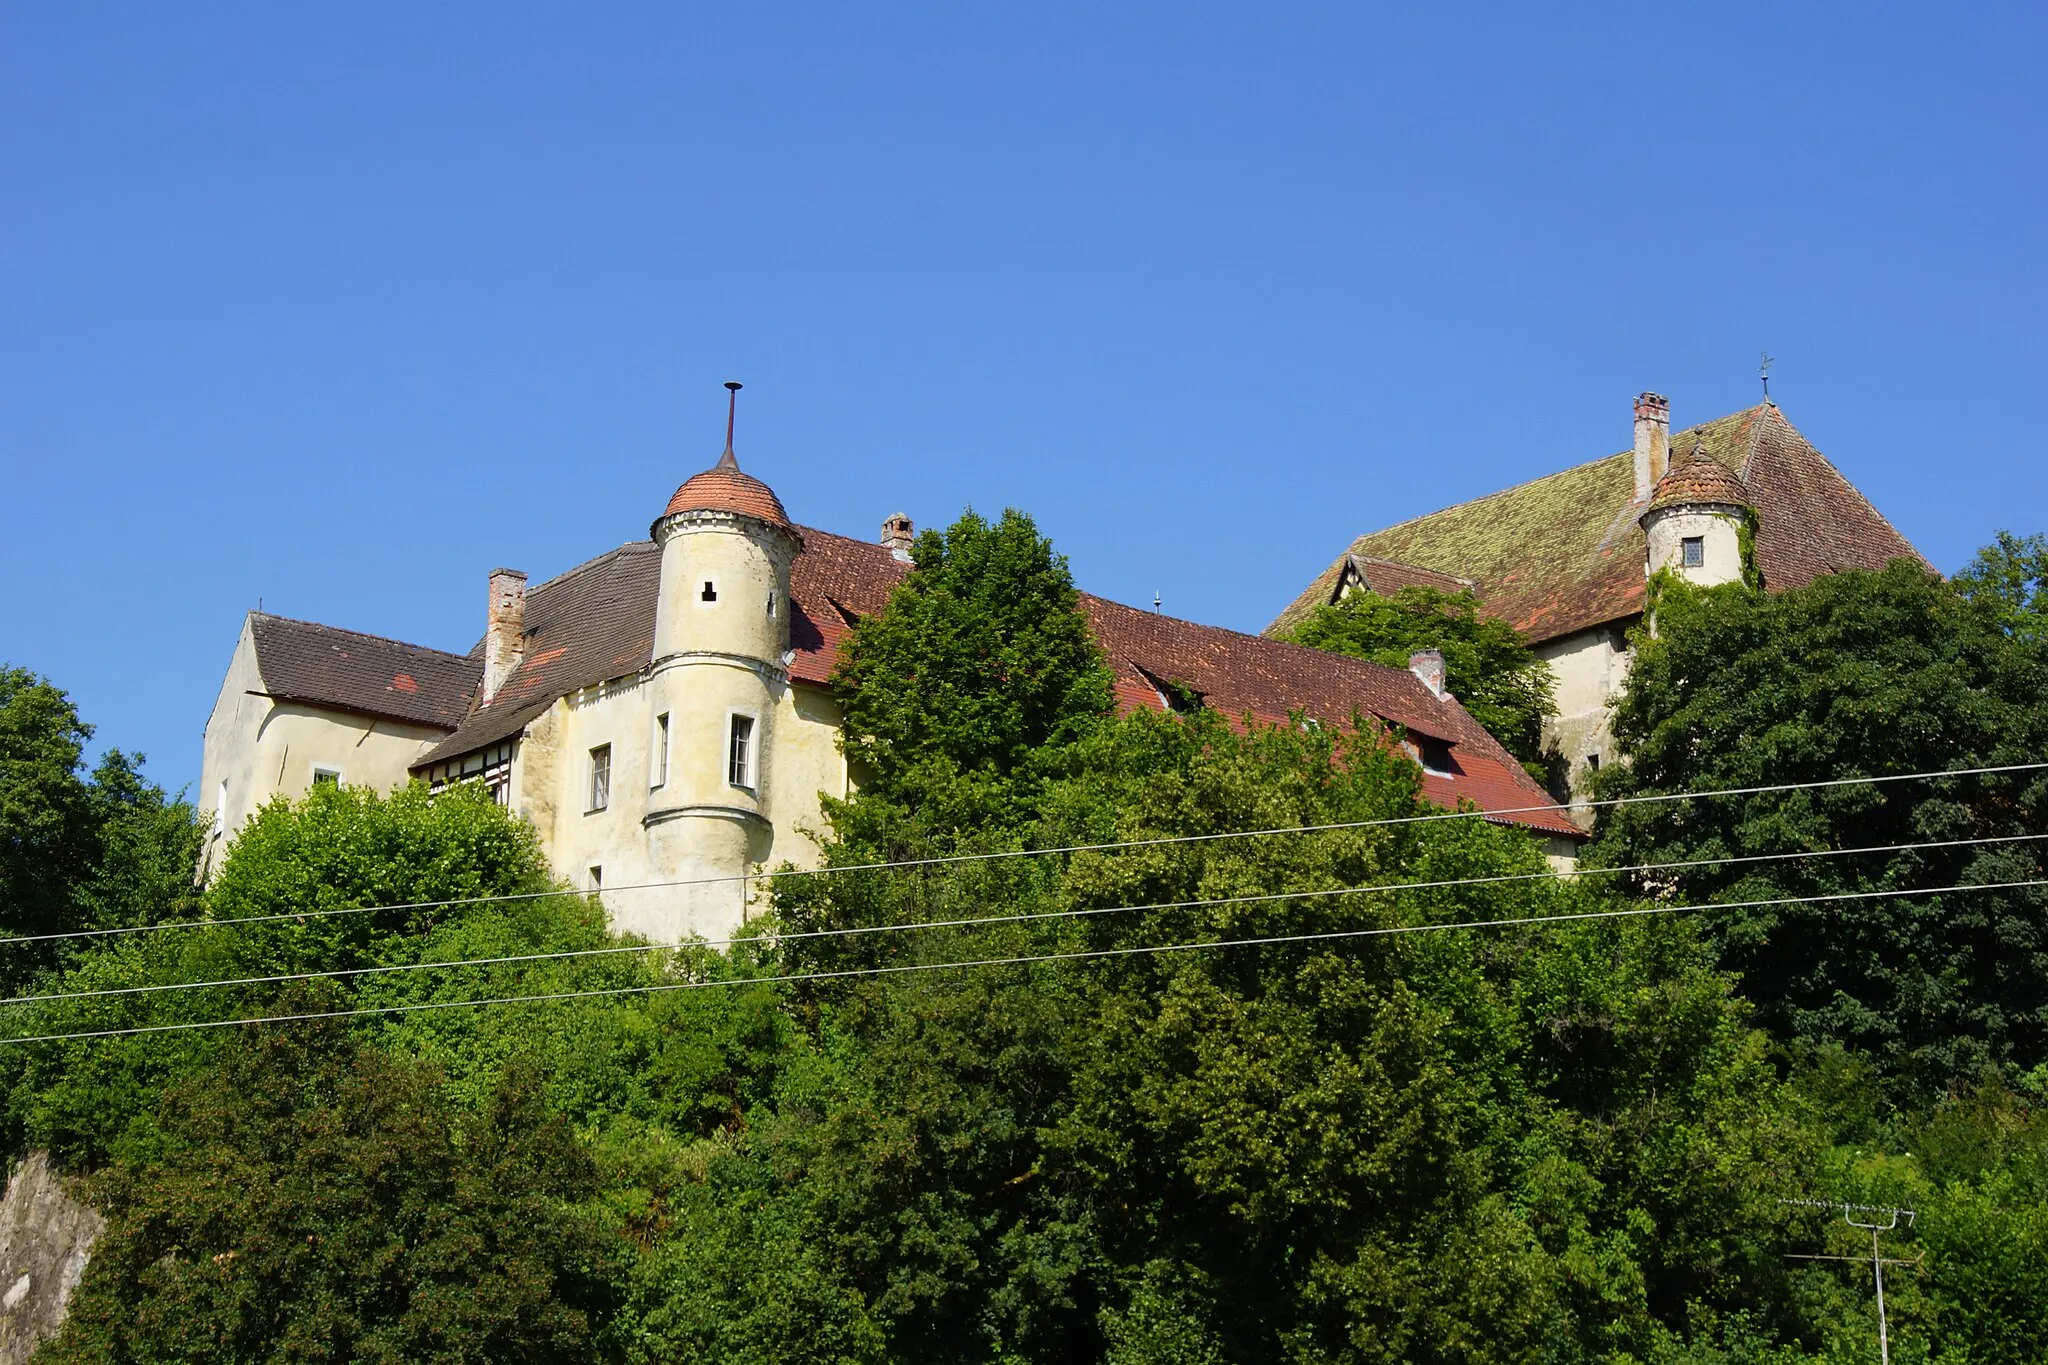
[482,568,527,705]
[1409,648,1447,699]
[880,513,915,563]
[1633,392,1671,501]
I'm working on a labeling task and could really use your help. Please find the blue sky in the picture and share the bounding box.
[4,3,2042,796]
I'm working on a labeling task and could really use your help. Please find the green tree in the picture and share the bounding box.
[0,668,200,985]
[1585,557,2048,1097]
[830,508,1116,839]
[41,1023,620,1365]
[1282,587,1556,776]
[1956,529,2048,642]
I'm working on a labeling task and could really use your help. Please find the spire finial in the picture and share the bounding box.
[719,381,743,468]
[1759,352,1774,404]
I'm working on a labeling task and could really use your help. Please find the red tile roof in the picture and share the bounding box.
[1647,451,1750,514]
[411,525,1578,838]
[658,452,795,532]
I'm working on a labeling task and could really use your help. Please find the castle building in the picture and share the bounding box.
[1267,394,1927,815]
[198,426,1582,941]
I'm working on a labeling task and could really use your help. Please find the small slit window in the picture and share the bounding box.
[652,713,670,788]
[588,865,603,891]
[588,744,612,812]
[1681,536,1705,568]
[766,591,777,618]
[700,580,718,602]
[1586,753,1601,772]
[728,715,754,788]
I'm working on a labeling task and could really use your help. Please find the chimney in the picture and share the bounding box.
[483,568,527,705]
[1409,648,1446,699]
[1633,392,1670,500]
[880,512,914,563]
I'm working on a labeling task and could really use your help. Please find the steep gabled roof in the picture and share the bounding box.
[1267,403,1927,645]
[248,614,476,729]
[412,525,1579,837]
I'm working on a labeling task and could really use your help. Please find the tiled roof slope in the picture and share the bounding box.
[1267,404,1927,645]
[416,543,663,764]
[248,614,476,729]
[415,525,1578,837]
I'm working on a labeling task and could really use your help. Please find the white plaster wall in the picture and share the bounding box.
[197,618,446,880]
[1644,506,1745,586]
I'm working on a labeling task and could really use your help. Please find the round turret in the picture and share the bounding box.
[1639,449,1751,586]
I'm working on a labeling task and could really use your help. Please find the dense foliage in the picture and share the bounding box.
[1283,586,1556,776]
[0,668,201,983]
[3,529,2047,1362]
[1584,559,2048,1100]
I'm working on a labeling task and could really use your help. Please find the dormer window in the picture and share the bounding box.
[1416,735,1456,776]
[1681,536,1704,568]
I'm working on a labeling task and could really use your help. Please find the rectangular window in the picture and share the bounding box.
[1681,536,1705,568]
[728,715,754,788]
[312,767,341,788]
[588,744,612,812]
[652,713,670,788]
[588,865,603,891]
[213,780,227,836]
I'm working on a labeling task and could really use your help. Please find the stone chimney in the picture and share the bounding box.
[880,512,915,563]
[1409,648,1446,699]
[1633,392,1670,501]
[482,568,527,705]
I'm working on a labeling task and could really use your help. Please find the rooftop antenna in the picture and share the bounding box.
[719,381,743,468]
[1759,352,1775,405]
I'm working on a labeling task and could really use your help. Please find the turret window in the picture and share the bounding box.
[1681,536,1704,568]
[766,591,776,618]
[728,715,754,788]
[701,580,718,603]
[652,713,670,788]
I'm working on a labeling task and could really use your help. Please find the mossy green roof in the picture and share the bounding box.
[1267,404,1926,644]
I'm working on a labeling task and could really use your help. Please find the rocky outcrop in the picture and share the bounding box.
[0,1152,103,1364]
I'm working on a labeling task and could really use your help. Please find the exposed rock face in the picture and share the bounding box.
[0,1152,103,1364]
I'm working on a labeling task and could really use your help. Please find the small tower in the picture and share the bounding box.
[1639,448,1752,587]
[639,395,802,942]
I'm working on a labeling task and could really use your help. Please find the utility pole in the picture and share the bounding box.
[1783,1199,1918,1364]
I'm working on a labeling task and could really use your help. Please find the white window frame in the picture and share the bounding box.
[727,713,755,789]
[213,780,227,836]
[588,744,612,812]
[311,765,343,789]
[652,712,670,788]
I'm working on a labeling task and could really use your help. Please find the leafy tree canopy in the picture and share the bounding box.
[1585,557,2048,1098]
[1283,587,1556,776]
[1956,529,2048,642]
[829,508,1116,848]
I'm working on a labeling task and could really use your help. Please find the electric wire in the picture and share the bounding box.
[5,874,2044,1048]
[7,830,2042,1010]
[7,760,2042,949]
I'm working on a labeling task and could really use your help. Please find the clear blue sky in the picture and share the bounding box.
[5,3,2042,797]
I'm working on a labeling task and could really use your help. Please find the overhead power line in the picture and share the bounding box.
[6,761,2042,949]
[4,874,2043,1048]
[6,831,2041,1011]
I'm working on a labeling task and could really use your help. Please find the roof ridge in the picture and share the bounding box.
[250,611,473,664]
[1080,590,1437,695]
[525,540,659,600]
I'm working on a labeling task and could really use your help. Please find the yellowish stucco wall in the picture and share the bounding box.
[1645,506,1746,587]
[196,617,449,880]
[1533,622,1633,819]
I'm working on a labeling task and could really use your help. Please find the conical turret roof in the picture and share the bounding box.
[659,448,794,532]
[1644,449,1751,518]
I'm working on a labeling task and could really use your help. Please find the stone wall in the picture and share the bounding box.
[0,1152,103,1364]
